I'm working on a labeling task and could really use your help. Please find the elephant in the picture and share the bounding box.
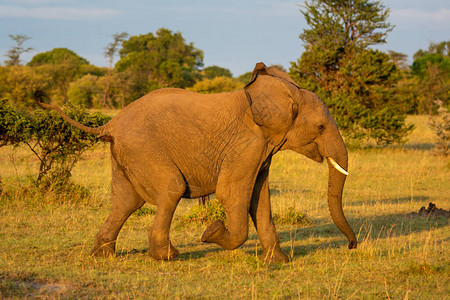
[34,62,357,263]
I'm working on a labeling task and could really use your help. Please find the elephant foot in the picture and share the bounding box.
[91,241,116,258]
[201,220,227,244]
[149,242,179,260]
[260,246,289,263]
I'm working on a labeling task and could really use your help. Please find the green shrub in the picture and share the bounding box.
[429,100,450,156]
[29,103,110,185]
[184,201,310,227]
[135,206,157,217]
[188,76,243,94]
[273,208,311,226]
[0,98,110,191]
[0,98,33,147]
[185,199,226,223]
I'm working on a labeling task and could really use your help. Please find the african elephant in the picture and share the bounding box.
[35,62,357,263]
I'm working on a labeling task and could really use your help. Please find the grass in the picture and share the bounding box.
[1,115,449,298]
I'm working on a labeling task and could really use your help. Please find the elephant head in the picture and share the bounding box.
[245,62,357,249]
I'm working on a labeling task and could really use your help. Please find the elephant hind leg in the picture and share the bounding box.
[91,158,145,257]
[146,172,186,260]
[147,201,180,260]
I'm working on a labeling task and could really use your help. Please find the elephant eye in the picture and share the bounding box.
[318,125,325,132]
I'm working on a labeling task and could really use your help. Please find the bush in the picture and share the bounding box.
[0,99,110,190]
[429,100,450,156]
[273,208,311,226]
[29,103,110,185]
[189,76,243,94]
[0,98,33,147]
[185,199,226,223]
[0,66,51,111]
[184,200,310,227]
[135,205,157,216]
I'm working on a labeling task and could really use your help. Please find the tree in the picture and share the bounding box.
[290,0,412,145]
[189,76,244,94]
[412,41,450,79]
[428,100,450,156]
[414,41,450,61]
[237,72,252,84]
[97,73,124,108]
[116,28,204,104]
[268,64,287,72]
[28,48,104,102]
[0,66,51,111]
[67,74,101,108]
[29,48,89,66]
[103,32,128,107]
[4,34,34,66]
[411,41,450,113]
[202,65,232,79]
[388,50,409,71]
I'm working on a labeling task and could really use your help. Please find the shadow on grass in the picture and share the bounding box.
[348,195,430,207]
[276,212,448,260]
[270,188,311,197]
[116,245,223,261]
[403,143,434,151]
[116,210,448,262]
[117,248,148,256]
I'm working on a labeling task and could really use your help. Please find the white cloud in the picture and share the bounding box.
[3,0,62,4]
[0,5,121,20]
[391,8,450,28]
[157,1,300,18]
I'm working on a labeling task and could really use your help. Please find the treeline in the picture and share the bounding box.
[289,0,449,146]
[1,1,449,147]
[1,0,449,196]
[0,29,250,112]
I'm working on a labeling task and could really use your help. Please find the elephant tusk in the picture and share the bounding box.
[327,157,349,176]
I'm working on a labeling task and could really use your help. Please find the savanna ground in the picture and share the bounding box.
[0,115,449,299]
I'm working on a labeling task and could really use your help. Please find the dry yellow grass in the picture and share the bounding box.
[0,115,449,298]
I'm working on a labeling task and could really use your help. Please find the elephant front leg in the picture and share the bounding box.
[249,168,289,263]
[201,172,256,250]
[202,214,248,250]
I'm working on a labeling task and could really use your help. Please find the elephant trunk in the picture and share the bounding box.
[326,158,357,249]
[319,127,357,249]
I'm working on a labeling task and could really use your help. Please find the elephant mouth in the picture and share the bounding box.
[327,157,349,176]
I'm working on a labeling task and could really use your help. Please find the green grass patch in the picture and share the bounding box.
[273,207,311,226]
[184,199,226,223]
[135,205,157,217]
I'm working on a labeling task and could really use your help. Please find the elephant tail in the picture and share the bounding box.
[34,90,113,142]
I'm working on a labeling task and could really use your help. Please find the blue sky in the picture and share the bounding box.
[1,0,449,76]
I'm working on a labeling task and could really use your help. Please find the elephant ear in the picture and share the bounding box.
[248,62,301,88]
[245,63,298,146]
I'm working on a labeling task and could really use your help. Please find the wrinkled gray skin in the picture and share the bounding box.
[36,63,357,263]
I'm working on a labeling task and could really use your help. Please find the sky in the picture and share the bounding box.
[0,0,449,76]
